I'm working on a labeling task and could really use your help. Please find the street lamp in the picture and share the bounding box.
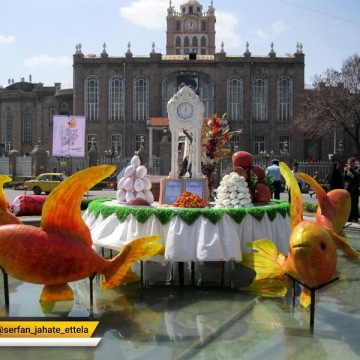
[104,146,118,164]
[162,127,169,142]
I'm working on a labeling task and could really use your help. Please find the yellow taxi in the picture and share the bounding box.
[24,173,68,195]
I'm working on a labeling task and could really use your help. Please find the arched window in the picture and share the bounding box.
[23,111,32,144]
[200,36,207,47]
[192,36,198,47]
[252,76,268,121]
[175,36,181,47]
[277,76,293,121]
[85,76,100,121]
[109,75,125,121]
[133,76,149,121]
[60,103,69,115]
[227,76,243,121]
[4,111,13,151]
[184,36,190,47]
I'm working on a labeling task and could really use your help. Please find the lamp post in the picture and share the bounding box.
[260,150,274,167]
[105,146,118,184]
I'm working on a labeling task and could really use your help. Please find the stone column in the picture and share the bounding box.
[29,138,48,177]
[159,135,171,175]
[8,149,19,180]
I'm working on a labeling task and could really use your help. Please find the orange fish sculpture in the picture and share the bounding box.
[0,175,22,225]
[0,165,164,302]
[241,162,340,307]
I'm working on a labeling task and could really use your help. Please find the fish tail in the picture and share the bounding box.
[329,230,360,257]
[300,288,311,308]
[101,235,164,290]
[0,175,12,209]
[241,240,290,296]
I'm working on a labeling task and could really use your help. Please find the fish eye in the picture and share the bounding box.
[320,241,326,250]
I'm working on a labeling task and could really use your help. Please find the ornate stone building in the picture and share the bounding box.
[1,0,324,172]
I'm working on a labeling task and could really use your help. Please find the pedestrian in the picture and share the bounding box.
[328,161,344,190]
[343,157,360,223]
[266,159,281,200]
[288,162,304,203]
[309,171,319,198]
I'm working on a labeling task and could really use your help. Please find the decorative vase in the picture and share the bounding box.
[201,162,218,199]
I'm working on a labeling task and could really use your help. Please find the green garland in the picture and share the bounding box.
[87,198,290,226]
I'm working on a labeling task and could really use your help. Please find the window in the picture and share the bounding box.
[175,36,181,47]
[184,48,190,55]
[277,76,293,121]
[175,48,181,55]
[189,6,193,13]
[279,135,290,154]
[135,134,146,153]
[109,76,124,121]
[252,76,268,121]
[49,105,55,125]
[200,49,206,55]
[184,36,190,47]
[23,112,32,144]
[87,134,97,152]
[200,36,207,47]
[59,103,69,115]
[85,76,100,121]
[201,21,206,31]
[133,76,149,121]
[5,111,13,151]
[176,21,181,31]
[229,135,241,152]
[192,36,198,47]
[253,136,265,155]
[111,134,122,155]
[227,76,243,121]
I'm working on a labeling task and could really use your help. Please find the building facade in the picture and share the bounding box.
[1,0,336,173]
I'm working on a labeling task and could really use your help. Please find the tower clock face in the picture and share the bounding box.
[177,102,194,121]
[185,20,197,30]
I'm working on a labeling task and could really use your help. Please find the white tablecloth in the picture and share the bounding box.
[83,200,291,262]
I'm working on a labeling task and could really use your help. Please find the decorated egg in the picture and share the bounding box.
[135,165,147,179]
[116,189,126,202]
[131,155,141,168]
[134,178,144,192]
[118,177,126,190]
[124,177,134,191]
[144,190,154,204]
[135,191,146,199]
[125,191,135,202]
[142,176,152,191]
[124,165,136,178]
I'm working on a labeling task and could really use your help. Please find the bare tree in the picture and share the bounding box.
[293,54,360,155]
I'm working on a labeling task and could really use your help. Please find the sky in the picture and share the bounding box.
[1,0,359,88]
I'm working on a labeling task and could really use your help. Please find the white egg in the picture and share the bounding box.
[125,191,135,202]
[135,191,146,199]
[134,178,144,192]
[135,165,147,178]
[142,176,152,190]
[124,165,136,178]
[144,190,154,204]
[124,177,134,191]
[118,177,126,190]
[116,189,126,202]
[131,155,141,168]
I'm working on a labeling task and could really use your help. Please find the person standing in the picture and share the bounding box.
[266,159,281,200]
[343,157,360,222]
[328,161,344,190]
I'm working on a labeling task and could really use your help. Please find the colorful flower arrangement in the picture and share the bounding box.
[201,113,242,165]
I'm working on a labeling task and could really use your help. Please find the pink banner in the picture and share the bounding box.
[52,116,86,157]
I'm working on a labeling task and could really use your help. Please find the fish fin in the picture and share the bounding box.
[300,288,311,308]
[297,172,327,202]
[241,240,290,296]
[0,174,12,209]
[40,284,74,302]
[40,165,115,247]
[329,230,360,257]
[279,162,303,230]
[102,235,164,290]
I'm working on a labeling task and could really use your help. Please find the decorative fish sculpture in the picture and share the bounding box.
[0,165,164,302]
[0,175,22,225]
[296,172,360,257]
[241,162,339,307]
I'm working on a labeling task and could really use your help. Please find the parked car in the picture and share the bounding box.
[24,173,68,195]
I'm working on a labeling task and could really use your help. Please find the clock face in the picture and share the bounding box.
[185,20,197,30]
[177,102,195,121]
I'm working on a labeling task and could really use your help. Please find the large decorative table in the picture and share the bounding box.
[83,199,290,269]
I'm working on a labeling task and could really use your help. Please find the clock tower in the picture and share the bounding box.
[166,0,216,56]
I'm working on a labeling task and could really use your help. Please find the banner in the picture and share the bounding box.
[52,115,86,157]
